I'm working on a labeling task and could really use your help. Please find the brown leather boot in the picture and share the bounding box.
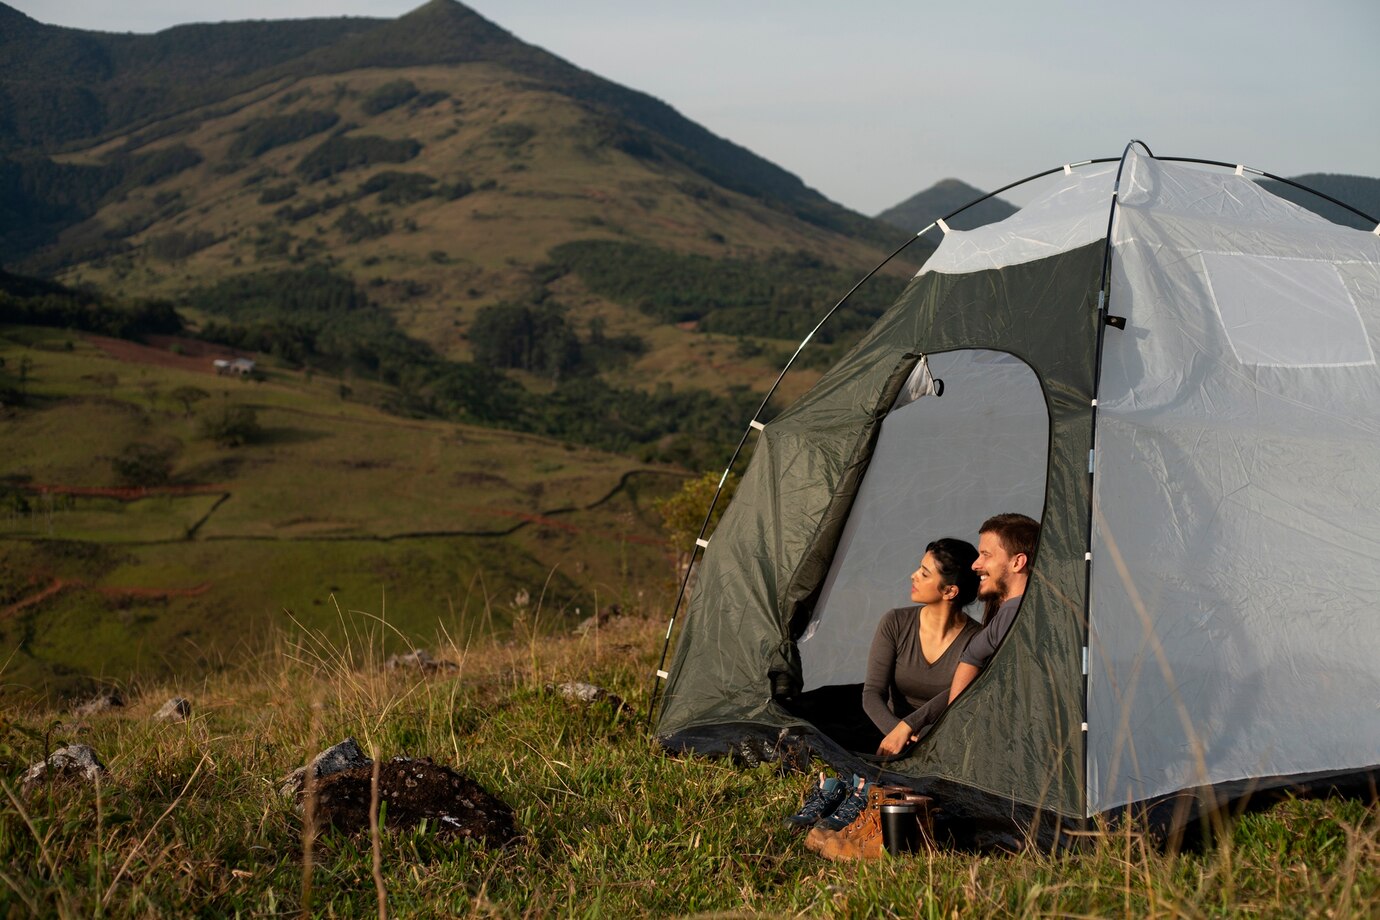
[822,791,935,861]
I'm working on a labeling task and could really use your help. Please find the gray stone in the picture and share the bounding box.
[574,604,621,636]
[551,681,633,714]
[72,690,123,718]
[279,737,373,798]
[154,697,192,722]
[22,744,105,792]
[383,649,456,673]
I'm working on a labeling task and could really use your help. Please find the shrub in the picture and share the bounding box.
[229,110,339,160]
[296,135,421,182]
[110,442,176,487]
[197,404,261,447]
[359,171,436,205]
[257,183,298,204]
[360,80,419,116]
[333,208,393,243]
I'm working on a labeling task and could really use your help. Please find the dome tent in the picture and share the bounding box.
[652,143,1380,845]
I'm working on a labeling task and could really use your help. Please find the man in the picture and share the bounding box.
[878,512,1040,754]
[947,512,1040,702]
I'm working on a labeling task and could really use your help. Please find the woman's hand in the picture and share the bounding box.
[877,722,916,757]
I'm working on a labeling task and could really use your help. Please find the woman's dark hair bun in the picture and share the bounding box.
[925,537,979,608]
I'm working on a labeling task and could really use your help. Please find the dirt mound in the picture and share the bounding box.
[309,758,521,847]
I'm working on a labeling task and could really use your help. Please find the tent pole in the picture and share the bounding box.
[1081,139,1152,827]
[1158,157,1379,226]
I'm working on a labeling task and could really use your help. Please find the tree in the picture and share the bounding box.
[168,385,209,416]
[653,471,738,579]
[468,303,582,380]
[197,403,261,447]
[110,442,175,487]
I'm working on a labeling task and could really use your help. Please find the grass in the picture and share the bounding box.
[0,605,1375,918]
[0,327,679,699]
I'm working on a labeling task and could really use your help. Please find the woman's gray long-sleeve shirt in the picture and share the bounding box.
[862,606,982,734]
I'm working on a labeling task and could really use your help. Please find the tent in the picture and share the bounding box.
[652,144,1380,844]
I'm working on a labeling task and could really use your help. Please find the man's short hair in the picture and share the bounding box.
[979,512,1040,560]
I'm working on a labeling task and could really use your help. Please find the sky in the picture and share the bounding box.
[12,0,1380,215]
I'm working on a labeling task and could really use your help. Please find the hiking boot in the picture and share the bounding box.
[822,791,933,861]
[784,773,847,831]
[804,777,874,854]
[813,776,870,832]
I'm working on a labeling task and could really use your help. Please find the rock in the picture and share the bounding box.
[22,744,105,792]
[574,604,621,635]
[383,649,457,673]
[279,737,373,798]
[154,697,192,722]
[551,681,633,715]
[308,757,521,847]
[72,689,123,718]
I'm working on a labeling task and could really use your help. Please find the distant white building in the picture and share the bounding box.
[213,357,256,377]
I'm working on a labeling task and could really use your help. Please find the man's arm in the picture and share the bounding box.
[947,662,981,703]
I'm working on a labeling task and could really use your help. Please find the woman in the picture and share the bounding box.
[784,538,982,834]
[863,537,982,757]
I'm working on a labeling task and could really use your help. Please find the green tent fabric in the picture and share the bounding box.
[658,242,1102,817]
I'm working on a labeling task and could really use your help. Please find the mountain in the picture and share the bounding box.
[0,0,922,410]
[1258,173,1380,231]
[875,178,1018,232]
[0,0,893,249]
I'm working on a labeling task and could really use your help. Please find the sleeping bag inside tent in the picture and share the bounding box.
[653,147,1380,837]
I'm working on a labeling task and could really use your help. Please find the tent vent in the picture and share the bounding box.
[656,670,669,680]
[1105,315,1126,330]
[749,420,766,431]
[936,218,952,234]
[695,538,710,549]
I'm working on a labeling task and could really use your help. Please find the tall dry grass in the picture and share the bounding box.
[0,587,1375,918]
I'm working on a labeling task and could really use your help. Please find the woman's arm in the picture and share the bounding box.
[861,610,903,734]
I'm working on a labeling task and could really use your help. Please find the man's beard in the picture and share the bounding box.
[978,572,1008,603]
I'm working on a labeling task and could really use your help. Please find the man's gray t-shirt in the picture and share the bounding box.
[959,594,1023,669]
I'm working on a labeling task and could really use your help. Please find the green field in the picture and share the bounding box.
[0,326,682,699]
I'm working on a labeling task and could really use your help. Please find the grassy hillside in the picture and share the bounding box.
[1,3,923,416]
[0,324,683,699]
[0,613,1375,917]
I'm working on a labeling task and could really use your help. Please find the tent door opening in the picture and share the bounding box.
[794,349,1051,738]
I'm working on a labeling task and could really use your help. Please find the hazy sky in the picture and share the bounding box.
[13,0,1380,214]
